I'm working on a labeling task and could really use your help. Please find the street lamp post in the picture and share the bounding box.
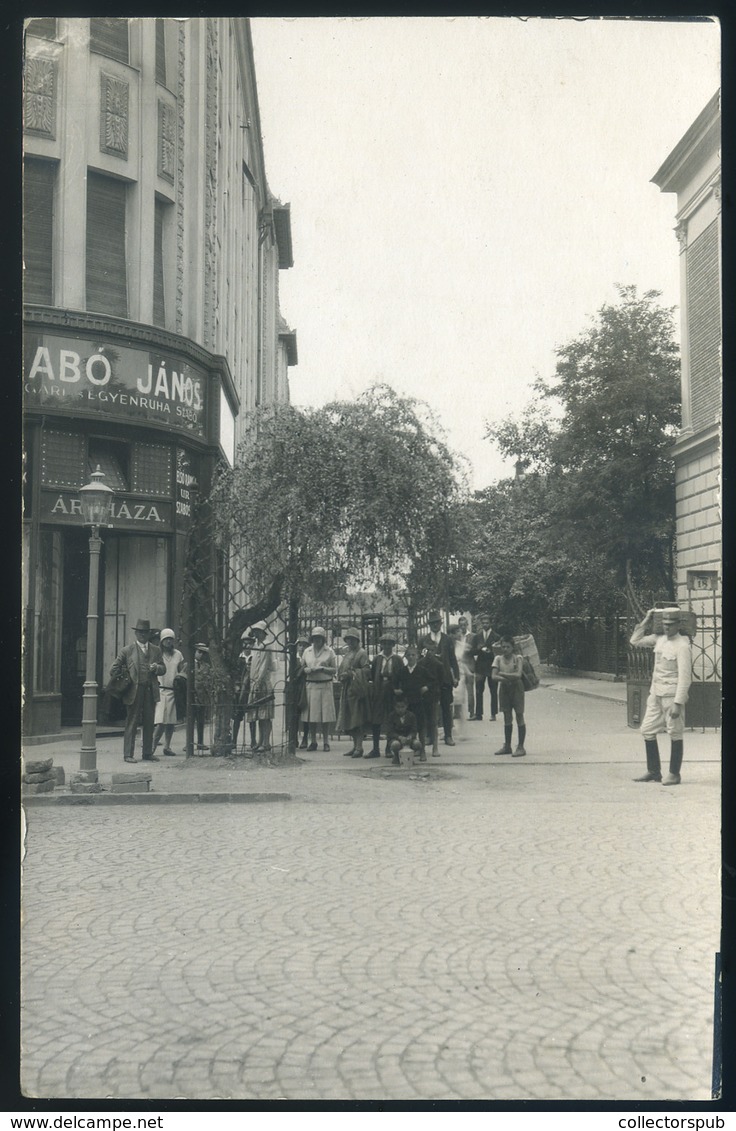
[78,466,115,772]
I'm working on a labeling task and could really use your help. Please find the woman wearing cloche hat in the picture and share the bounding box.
[300,627,337,751]
[336,628,371,758]
[152,629,187,757]
[245,621,276,753]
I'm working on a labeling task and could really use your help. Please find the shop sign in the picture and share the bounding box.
[175,448,199,526]
[40,489,173,533]
[24,333,207,439]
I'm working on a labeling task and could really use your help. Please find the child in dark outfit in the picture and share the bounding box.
[386,691,422,766]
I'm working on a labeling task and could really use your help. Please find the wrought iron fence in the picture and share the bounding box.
[534,615,629,677]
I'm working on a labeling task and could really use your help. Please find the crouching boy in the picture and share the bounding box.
[386,690,423,766]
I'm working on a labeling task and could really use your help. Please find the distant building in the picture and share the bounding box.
[651,90,721,724]
[22,18,298,735]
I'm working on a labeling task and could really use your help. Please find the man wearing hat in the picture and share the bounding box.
[419,611,460,748]
[368,632,406,758]
[109,618,166,763]
[630,606,693,785]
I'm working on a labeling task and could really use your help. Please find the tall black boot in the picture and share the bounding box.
[634,738,662,782]
[663,739,683,785]
[513,723,527,757]
[495,724,513,755]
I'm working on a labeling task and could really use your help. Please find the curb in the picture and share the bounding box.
[559,687,627,706]
[23,792,292,807]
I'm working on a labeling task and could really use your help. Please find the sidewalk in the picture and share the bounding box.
[22,673,720,806]
[540,670,627,704]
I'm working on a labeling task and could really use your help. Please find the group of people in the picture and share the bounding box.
[109,602,694,783]
[287,611,528,764]
[108,618,186,764]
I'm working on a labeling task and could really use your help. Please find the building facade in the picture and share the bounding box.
[23,17,297,735]
[651,91,721,725]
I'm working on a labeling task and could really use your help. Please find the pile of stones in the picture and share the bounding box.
[22,757,63,795]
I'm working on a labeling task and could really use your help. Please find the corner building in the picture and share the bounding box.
[23,17,297,735]
[651,91,721,725]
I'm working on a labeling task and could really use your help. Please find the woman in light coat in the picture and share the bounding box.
[300,626,337,752]
[152,628,187,756]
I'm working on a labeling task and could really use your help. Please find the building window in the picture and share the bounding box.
[26,18,57,40]
[132,443,172,496]
[687,219,721,432]
[88,438,130,491]
[41,430,86,489]
[23,158,56,305]
[155,19,167,86]
[86,172,128,317]
[89,18,129,64]
[153,198,168,328]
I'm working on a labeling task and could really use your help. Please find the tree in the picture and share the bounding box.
[210,384,468,753]
[486,285,681,605]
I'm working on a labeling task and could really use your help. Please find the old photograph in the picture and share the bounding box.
[20,15,721,1106]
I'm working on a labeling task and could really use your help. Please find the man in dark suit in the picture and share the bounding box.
[471,613,498,721]
[109,618,166,763]
[418,611,459,748]
[367,633,406,758]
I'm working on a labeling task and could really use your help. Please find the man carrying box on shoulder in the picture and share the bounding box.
[630,606,692,786]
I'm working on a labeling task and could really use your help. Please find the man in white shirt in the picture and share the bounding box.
[630,606,692,785]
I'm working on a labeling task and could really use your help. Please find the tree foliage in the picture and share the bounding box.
[466,286,681,619]
[210,383,469,607]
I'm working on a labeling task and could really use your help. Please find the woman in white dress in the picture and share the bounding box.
[300,626,337,752]
[152,629,187,756]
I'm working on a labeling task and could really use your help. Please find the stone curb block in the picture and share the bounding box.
[22,779,55,794]
[23,792,292,806]
[110,781,150,793]
[111,772,153,784]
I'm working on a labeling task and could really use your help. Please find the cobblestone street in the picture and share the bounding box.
[21,687,720,1102]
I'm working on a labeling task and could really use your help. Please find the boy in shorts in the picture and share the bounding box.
[492,636,526,757]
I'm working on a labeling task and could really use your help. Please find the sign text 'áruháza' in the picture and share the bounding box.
[39,488,174,532]
[24,334,207,439]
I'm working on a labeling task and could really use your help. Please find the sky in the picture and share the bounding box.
[250,16,720,489]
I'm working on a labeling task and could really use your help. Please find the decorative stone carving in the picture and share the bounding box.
[24,56,57,138]
[158,100,175,183]
[176,22,185,334]
[712,176,722,208]
[100,73,129,157]
[674,221,688,251]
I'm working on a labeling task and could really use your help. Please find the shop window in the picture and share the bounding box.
[26,18,57,40]
[23,158,56,305]
[41,429,86,489]
[34,528,63,693]
[86,172,128,318]
[89,18,129,64]
[153,198,168,328]
[155,19,167,86]
[88,438,129,491]
[132,443,172,496]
